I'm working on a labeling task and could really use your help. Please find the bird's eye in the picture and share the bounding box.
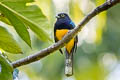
[61,14,65,17]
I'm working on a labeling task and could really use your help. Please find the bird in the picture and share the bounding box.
[54,13,78,76]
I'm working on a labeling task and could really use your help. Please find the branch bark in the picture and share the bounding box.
[12,0,120,68]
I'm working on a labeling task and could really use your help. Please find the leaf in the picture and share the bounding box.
[0,3,31,47]
[0,13,11,25]
[0,26,22,54]
[0,0,52,42]
[0,54,13,80]
[95,0,107,43]
[69,0,83,24]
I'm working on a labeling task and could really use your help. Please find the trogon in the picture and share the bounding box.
[54,13,78,76]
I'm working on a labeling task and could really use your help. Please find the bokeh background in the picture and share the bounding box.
[2,0,120,80]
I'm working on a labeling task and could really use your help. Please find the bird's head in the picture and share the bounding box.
[56,13,71,21]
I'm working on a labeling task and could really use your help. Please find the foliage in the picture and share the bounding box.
[0,0,120,80]
[0,52,13,80]
[0,0,52,51]
[0,26,22,53]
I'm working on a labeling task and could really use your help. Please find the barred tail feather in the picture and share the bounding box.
[65,49,73,76]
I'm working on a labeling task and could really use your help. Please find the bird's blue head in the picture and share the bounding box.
[56,13,71,23]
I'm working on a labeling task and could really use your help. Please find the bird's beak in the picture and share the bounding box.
[55,15,60,19]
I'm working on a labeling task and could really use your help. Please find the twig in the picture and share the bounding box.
[12,0,120,68]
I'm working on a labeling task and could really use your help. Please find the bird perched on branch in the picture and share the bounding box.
[54,13,78,76]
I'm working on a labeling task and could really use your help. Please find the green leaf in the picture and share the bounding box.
[0,0,52,42]
[0,26,22,54]
[0,54,13,80]
[95,0,107,43]
[69,0,83,24]
[0,3,31,47]
[0,13,11,25]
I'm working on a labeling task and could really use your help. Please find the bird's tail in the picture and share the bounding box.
[65,50,73,76]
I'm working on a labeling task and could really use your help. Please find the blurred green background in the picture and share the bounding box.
[1,0,120,80]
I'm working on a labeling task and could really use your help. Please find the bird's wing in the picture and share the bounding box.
[69,21,76,28]
[68,21,78,53]
[74,35,78,53]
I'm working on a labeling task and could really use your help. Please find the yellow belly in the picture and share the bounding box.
[66,38,74,53]
[56,29,74,53]
[56,29,69,40]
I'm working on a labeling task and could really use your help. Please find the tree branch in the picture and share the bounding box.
[12,0,120,68]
